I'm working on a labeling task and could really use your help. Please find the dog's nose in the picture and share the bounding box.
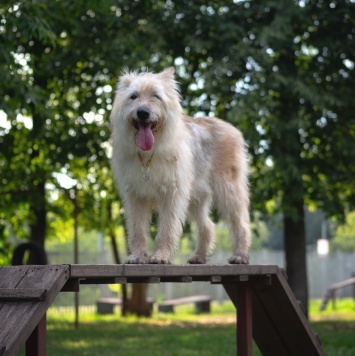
[137,109,150,121]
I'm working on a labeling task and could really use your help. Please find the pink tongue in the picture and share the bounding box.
[137,123,154,151]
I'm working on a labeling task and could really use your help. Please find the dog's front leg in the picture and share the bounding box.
[149,191,188,264]
[124,195,151,264]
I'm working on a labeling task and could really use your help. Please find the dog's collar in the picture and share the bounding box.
[137,151,154,182]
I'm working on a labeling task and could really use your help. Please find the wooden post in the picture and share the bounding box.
[73,187,79,329]
[222,279,254,356]
[26,314,46,356]
[236,281,253,356]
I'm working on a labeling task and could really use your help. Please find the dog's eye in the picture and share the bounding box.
[152,94,161,100]
[130,94,138,100]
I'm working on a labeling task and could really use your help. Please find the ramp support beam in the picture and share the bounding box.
[236,281,253,356]
[26,314,46,356]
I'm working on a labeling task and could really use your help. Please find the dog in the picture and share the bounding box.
[110,67,251,264]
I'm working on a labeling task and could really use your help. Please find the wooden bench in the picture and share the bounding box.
[158,295,211,313]
[320,276,355,311]
[96,297,122,314]
[96,297,154,314]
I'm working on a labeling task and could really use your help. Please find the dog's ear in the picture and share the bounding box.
[159,67,175,80]
[117,68,136,89]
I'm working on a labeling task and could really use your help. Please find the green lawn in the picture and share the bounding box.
[310,299,355,356]
[19,299,355,355]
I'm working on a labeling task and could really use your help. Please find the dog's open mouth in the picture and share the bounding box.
[133,121,157,151]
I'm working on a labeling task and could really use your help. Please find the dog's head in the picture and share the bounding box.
[111,68,182,151]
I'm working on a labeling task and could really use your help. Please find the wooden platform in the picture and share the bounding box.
[0,264,325,356]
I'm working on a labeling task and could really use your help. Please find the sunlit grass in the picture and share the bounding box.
[310,298,355,321]
[45,307,238,356]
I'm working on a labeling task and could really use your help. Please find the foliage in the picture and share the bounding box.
[331,211,355,252]
[0,0,166,255]
[1,1,353,231]
[147,0,355,314]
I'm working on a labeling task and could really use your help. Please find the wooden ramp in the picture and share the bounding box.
[0,265,69,356]
[0,264,324,356]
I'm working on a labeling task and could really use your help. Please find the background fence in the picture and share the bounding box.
[48,248,355,308]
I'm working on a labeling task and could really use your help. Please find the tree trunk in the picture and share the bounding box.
[29,182,46,246]
[283,199,309,318]
[125,283,153,317]
[29,182,46,263]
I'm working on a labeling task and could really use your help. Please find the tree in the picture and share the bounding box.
[153,0,355,316]
[2,0,355,318]
[1,1,110,250]
[0,0,163,250]
[0,0,165,314]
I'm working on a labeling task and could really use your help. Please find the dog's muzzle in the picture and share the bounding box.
[133,107,156,151]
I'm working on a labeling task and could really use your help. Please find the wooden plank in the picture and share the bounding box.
[0,265,69,356]
[0,266,31,290]
[252,288,290,356]
[0,288,47,302]
[275,270,324,354]
[329,277,355,290]
[80,276,161,284]
[253,271,324,356]
[0,266,32,315]
[160,276,204,283]
[70,264,279,279]
[97,298,122,305]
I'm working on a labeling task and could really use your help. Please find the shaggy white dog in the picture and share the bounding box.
[110,68,250,264]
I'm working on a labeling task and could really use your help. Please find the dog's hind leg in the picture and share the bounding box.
[215,179,251,264]
[124,195,151,264]
[187,195,215,264]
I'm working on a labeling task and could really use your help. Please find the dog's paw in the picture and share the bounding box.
[187,255,207,264]
[149,253,171,264]
[228,254,249,264]
[125,254,148,264]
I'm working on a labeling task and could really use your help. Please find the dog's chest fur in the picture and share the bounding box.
[115,146,193,201]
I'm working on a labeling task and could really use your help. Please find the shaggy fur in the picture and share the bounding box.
[110,68,251,264]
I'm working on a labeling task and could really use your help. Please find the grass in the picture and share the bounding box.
[310,298,355,356]
[19,299,355,355]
